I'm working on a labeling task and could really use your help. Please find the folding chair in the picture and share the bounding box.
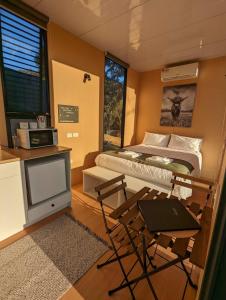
[95,175,158,299]
[110,201,159,299]
[110,200,212,300]
[171,172,215,207]
[151,204,213,299]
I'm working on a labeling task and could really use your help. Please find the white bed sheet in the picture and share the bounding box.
[127,144,202,176]
[95,144,202,199]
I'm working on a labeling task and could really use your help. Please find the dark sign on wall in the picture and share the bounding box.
[58,105,79,123]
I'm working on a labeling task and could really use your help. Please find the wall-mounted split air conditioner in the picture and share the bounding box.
[161,62,199,82]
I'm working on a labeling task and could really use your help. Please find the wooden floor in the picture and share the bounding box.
[0,184,201,300]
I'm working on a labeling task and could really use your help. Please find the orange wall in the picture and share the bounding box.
[47,23,104,184]
[51,60,100,168]
[135,57,226,180]
[47,22,139,184]
[124,68,140,146]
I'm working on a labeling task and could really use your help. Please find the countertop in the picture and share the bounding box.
[1,146,72,162]
[0,149,20,164]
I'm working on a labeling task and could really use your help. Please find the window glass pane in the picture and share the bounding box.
[0,8,49,114]
[104,57,127,150]
[1,9,39,32]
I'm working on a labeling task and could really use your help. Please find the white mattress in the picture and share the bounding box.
[95,144,202,199]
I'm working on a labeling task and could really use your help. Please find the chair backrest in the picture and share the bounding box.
[118,199,154,256]
[95,174,127,203]
[171,172,215,206]
[168,202,209,257]
[110,186,150,220]
[95,175,127,233]
[95,175,150,235]
[109,186,150,253]
[154,204,213,268]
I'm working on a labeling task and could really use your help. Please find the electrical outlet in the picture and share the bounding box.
[67,132,73,138]
[73,132,79,137]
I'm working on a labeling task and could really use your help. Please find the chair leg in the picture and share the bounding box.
[108,255,184,295]
[180,261,198,289]
[119,258,139,287]
[127,227,158,300]
[97,249,134,269]
[181,264,194,300]
[141,235,158,300]
[181,278,189,300]
[146,251,157,269]
[108,236,136,299]
[108,229,159,300]
[97,246,118,269]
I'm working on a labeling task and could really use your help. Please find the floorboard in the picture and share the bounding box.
[67,185,199,300]
[0,184,201,300]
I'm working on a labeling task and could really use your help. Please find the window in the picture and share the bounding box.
[103,56,127,150]
[0,8,49,114]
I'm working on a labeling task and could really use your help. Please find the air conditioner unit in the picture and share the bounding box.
[161,62,199,82]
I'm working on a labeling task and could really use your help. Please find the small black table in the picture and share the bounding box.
[138,198,201,238]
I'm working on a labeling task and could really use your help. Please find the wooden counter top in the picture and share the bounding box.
[0,149,20,164]
[3,146,72,161]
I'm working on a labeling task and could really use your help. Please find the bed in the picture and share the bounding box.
[95,134,203,199]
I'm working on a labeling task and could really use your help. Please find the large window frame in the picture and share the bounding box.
[0,5,50,146]
[103,55,128,150]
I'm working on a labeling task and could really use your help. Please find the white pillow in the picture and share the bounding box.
[142,132,170,147]
[168,134,202,152]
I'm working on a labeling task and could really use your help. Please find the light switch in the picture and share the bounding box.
[67,132,73,138]
[73,132,79,137]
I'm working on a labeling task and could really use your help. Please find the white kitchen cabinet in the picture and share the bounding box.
[0,161,26,241]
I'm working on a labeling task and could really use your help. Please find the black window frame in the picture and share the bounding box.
[0,6,50,146]
[103,55,128,150]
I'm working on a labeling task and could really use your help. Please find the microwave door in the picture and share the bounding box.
[29,130,53,148]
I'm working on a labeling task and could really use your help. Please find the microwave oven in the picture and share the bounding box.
[17,128,58,149]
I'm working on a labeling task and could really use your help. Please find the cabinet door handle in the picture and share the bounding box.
[51,203,55,207]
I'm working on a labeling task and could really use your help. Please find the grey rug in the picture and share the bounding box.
[0,214,108,300]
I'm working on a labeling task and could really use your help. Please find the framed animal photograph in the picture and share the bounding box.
[160,83,197,127]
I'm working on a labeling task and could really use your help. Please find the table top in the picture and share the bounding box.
[138,198,201,239]
[0,149,20,164]
[2,146,72,161]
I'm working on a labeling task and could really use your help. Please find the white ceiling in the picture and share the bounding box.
[23,0,226,71]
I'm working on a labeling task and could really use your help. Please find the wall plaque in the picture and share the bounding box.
[58,105,79,123]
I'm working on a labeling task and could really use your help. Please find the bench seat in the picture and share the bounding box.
[83,166,171,209]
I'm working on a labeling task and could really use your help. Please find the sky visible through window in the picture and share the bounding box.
[0,8,40,75]
[105,57,125,84]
